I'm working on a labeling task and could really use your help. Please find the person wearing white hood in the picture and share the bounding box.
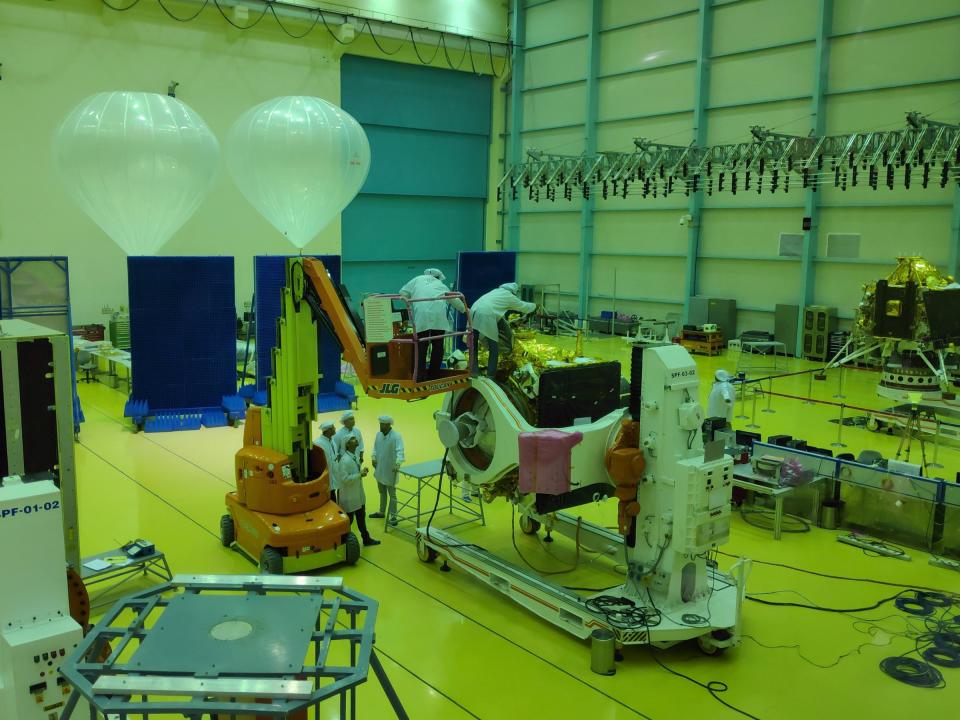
[707,369,736,425]
[314,420,341,501]
[469,282,537,377]
[370,415,404,526]
[399,268,466,382]
[334,410,364,463]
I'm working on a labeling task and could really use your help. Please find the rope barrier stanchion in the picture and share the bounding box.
[928,417,944,470]
[761,376,776,414]
[747,388,761,430]
[736,374,748,420]
[833,364,846,400]
[831,403,848,448]
[804,370,815,405]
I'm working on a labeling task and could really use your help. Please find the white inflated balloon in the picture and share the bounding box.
[53,92,220,256]
[225,96,371,249]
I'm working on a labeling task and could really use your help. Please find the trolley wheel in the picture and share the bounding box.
[219,514,236,548]
[344,532,360,566]
[260,546,284,575]
[866,416,880,432]
[519,514,541,535]
[697,636,725,656]
[416,534,438,563]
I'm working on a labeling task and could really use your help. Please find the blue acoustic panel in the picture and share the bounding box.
[254,255,341,397]
[128,257,235,411]
[456,252,518,306]
[341,55,491,136]
[455,252,517,346]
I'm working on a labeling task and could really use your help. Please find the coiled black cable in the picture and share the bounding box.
[922,645,960,668]
[879,657,945,688]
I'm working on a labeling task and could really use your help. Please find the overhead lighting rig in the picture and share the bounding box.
[498,112,960,202]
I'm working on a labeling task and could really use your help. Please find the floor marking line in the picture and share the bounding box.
[85,403,235,488]
[359,555,656,720]
[78,441,221,541]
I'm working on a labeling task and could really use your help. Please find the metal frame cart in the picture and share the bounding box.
[60,574,409,719]
[386,459,485,537]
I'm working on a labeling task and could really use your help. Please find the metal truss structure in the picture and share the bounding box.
[499,112,960,202]
[60,574,408,719]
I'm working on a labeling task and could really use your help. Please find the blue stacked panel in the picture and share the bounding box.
[253,255,343,401]
[128,257,236,411]
[455,251,517,346]
[456,251,517,306]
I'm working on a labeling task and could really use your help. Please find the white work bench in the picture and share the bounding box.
[736,340,786,374]
[732,465,825,539]
[76,340,132,390]
[386,459,485,537]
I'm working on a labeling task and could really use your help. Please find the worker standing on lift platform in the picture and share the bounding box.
[399,268,466,382]
[370,415,404,526]
[469,282,537,377]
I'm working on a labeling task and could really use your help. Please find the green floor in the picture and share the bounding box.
[73,335,958,719]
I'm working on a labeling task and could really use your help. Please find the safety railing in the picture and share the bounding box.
[370,292,474,379]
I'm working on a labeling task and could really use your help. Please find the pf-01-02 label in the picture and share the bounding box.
[0,500,60,519]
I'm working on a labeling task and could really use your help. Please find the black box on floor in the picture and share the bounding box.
[767,434,792,446]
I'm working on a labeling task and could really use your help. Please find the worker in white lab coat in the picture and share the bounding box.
[314,421,340,500]
[707,369,736,425]
[399,268,466,381]
[334,410,364,463]
[337,436,380,547]
[469,282,537,377]
[370,415,404,526]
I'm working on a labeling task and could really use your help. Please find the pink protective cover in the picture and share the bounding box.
[518,429,584,495]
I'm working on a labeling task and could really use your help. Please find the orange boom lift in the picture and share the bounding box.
[221,258,472,572]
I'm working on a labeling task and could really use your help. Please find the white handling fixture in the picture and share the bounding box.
[0,478,83,719]
[427,344,750,658]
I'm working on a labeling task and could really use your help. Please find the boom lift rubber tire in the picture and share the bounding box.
[416,534,438,563]
[865,416,880,432]
[519,514,541,535]
[219,514,236,548]
[260,547,284,575]
[344,532,361,566]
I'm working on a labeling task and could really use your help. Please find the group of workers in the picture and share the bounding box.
[314,410,405,548]
[398,268,539,380]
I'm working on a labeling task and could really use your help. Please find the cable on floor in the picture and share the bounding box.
[738,506,811,533]
[646,649,762,720]
[746,590,908,613]
[422,450,484,552]
[715,550,955,595]
[510,503,582,576]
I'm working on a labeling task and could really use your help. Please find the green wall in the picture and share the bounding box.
[506,0,960,333]
[0,0,506,323]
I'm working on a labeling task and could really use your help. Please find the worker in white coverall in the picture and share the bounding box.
[707,369,736,425]
[334,410,364,464]
[370,415,404,526]
[399,268,466,382]
[337,436,380,547]
[469,282,537,377]
[314,421,340,501]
